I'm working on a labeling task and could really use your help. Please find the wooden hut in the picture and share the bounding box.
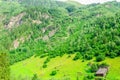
[95,67,108,77]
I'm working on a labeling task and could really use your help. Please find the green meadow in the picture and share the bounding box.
[11,55,120,80]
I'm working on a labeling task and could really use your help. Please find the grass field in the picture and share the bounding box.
[11,54,120,80]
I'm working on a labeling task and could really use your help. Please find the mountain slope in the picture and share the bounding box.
[0,0,120,64]
[0,1,120,80]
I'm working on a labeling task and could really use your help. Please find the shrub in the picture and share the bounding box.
[90,63,98,72]
[50,70,57,76]
[67,55,71,58]
[66,6,76,12]
[110,52,117,58]
[99,63,109,68]
[43,64,47,68]
[84,74,94,80]
[73,55,79,60]
[96,55,105,62]
[10,50,16,54]
[95,77,104,80]
[94,52,100,56]
[44,57,50,64]
[85,54,93,60]
[73,52,81,60]
[32,74,38,80]
[40,54,47,58]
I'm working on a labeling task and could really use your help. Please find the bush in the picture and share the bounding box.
[110,52,117,58]
[67,55,71,58]
[32,74,38,80]
[73,55,79,60]
[50,70,57,76]
[43,64,47,68]
[40,54,47,58]
[95,77,104,80]
[66,6,76,12]
[84,74,94,80]
[85,54,93,60]
[73,52,81,60]
[90,63,98,72]
[99,63,109,68]
[96,55,105,62]
[44,57,50,64]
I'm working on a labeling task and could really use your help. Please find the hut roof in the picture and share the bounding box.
[96,68,108,75]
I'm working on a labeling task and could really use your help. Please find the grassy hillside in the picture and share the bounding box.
[11,55,120,80]
[10,55,92,80]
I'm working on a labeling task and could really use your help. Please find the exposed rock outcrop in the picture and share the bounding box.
[13,37,25,49]
[5,13,25,29]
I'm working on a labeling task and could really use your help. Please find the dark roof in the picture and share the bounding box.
[96,68,108,75]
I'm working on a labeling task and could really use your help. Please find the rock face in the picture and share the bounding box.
[42,28,58,41]
[48,29,57,37]
[32,20,42,24]
[42,13,50,19]
[13,39,19,49]
[13,37,25,49]
[5,13,25,29]
[42,35,49,41]
[41,27,47,33]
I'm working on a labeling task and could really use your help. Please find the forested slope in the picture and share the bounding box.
[0,0,120,68]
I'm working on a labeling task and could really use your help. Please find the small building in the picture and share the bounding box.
[95,67,108,77]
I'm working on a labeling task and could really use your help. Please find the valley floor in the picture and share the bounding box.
[11,54,120,80]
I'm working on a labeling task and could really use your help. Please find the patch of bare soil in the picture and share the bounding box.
[32,20,42,24]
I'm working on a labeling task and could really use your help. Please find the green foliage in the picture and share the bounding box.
[17,0,80,9]
[32,74,38,80]
[73,52,81,60]
[44,57,50,64]
[48,8,68,18]
[0,53,10,80]
[90,63,98,72]
[0,0,120,69]
[66,5,76,12]
[110,52,117,58]
[84,54,93,60]
[95,77,104,80]
[96,55,105,62]
[0,1,24,16]
[43,64,47,68]
[1,1,120,80]
[84,74,94,80]
[99,62,109,68]
[50,70,57,76]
